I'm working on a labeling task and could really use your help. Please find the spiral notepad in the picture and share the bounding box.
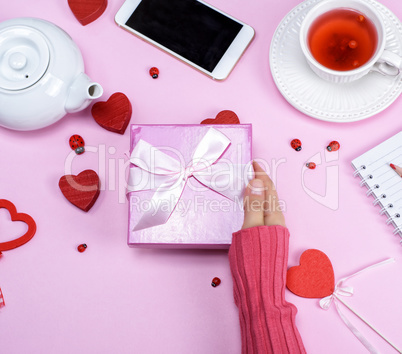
[352,131,402,244]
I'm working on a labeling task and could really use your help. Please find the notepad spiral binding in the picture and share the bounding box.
[353,163,402,244]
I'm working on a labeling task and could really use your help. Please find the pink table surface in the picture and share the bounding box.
[1,0,402,353]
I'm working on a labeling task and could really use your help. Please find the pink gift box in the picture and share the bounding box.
[127,124,252,249]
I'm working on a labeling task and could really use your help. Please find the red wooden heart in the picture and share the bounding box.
[201,110,240,124]
[0,199,37,252]
[91,92,132,134]
[59,170,100,212]
[68,0,108,26]
[286,249,335,298]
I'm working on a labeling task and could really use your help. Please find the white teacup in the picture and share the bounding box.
[299,0,402,83]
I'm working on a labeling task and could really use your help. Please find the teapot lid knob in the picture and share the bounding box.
[0,25,50,91]
[9,52,27,70]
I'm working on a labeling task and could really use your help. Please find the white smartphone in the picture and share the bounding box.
[115,0,255,80]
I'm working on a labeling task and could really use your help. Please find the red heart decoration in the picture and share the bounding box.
[68,0,108,26]
[59,170,100,212]
[0,199,37,252]
[201,110,240,124]
[91,92,132,134]
[286,249,335,298]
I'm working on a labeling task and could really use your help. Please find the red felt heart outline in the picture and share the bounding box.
[286,249,335,298]
[201,110,240,124]
[0,199,37,252]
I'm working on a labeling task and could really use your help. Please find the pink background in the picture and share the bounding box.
[0,0,401,353]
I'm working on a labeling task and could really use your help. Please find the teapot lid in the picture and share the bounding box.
[0,26,50,91]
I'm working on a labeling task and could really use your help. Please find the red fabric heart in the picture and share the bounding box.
[0,199,37,251]
[201,110,240,124]
[68,0,108,26]
[59,170,100,212]
[286,249,335,298]
[91,92,132,134]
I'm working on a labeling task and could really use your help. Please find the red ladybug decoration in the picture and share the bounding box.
[211,277,221,287]
[291,139,302,151]
[69,135,85,154]
[149,67,159,79]
[77,244,87,253]
[327,141,340,152]
[306,162,316,169]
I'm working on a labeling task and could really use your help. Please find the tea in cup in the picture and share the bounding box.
[299,0,402,83]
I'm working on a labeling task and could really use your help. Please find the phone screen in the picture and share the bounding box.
[125,0,243,72]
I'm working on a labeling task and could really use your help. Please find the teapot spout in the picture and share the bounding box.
[65,73,103,113]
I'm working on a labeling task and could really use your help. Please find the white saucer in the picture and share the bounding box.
[269,0,402,123]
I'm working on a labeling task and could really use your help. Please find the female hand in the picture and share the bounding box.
[242,161,286,229]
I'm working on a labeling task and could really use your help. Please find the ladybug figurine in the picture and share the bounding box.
[77,244,87,253]
[327,141,340,152]
[306,162,316,169]
[69,134,85,154]
[149,67,159,79]
[211,277,221,287]
[291,139,302,151]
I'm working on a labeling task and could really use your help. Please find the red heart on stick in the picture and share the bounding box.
[286,249,335,298]
[91,92,132,134]
[59,170,100,212]
[68,0,108,26]
[0,199,37,252]
[201,110,240,124]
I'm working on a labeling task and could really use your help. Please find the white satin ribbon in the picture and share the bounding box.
[319,258,401,354]
[127,128,247,231]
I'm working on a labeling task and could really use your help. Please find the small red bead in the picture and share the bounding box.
[306,162,316,169]
[77,244,87,253]
[211,277,221,287]
[291,139,302,151]
[69,134,85,154]
[149,67,159,79]
[327,141,340,152]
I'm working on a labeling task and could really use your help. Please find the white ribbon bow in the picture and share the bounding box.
[127,128,247,231]
[319,285,354,310]
[319,258,401,354]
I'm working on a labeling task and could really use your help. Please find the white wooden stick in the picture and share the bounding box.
[335,295,402,353]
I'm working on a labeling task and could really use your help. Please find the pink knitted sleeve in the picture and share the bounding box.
[228,225,306,354]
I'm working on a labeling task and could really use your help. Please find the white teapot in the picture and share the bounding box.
[0,18,103,130]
